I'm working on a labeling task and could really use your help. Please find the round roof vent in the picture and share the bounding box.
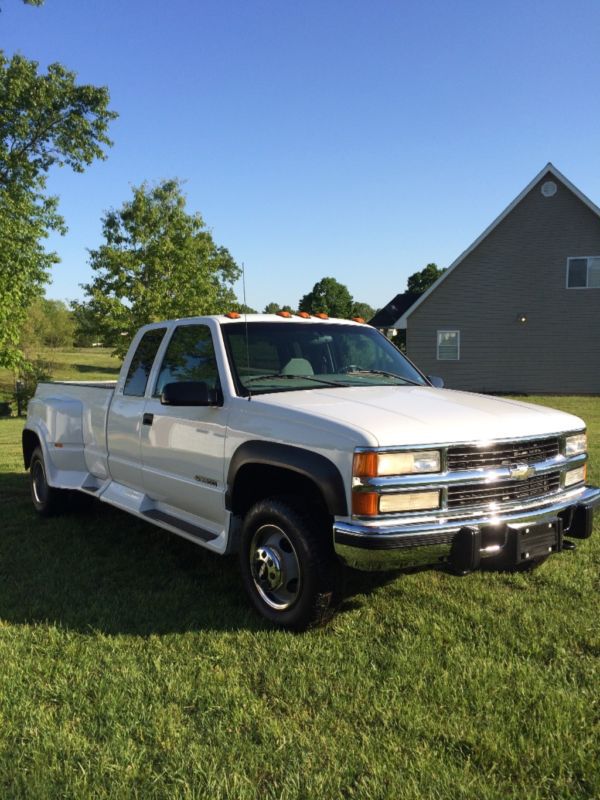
[541,180,557,197]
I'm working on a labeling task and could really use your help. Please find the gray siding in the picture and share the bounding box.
[407,172,600,393]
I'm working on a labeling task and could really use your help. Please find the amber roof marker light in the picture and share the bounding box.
[276,311,293,318]
[314,312,329,319]
[297,311,311,319]
[225,311,241,319]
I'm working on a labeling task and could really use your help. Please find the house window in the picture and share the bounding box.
[567,257,600,288]
[437,330,460,360]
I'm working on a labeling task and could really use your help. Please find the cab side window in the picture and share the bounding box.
[154,325,220,396]
[123,328,166,396]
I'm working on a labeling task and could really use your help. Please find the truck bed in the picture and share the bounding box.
[29,382,117,488]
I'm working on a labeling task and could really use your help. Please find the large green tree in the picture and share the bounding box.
[299,277,353,318]
[406,263,445,295]
[79,179,241,356]
[0,52,117,368]
[70,300,103,346]
[20,297,75,351]
[0,185,64,366]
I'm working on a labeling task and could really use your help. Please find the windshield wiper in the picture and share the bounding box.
[342,369,423,386]
[244,373,348,388]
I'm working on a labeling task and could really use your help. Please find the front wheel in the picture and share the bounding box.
[29,447,68,517]
[239,497,339,630]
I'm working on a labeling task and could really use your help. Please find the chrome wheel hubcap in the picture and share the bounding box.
[250,524,301,611]
[255,546,283,591]
[32,461,47,505]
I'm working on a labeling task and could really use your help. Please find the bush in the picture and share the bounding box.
[20,298,75,352]
[13,358,53,416]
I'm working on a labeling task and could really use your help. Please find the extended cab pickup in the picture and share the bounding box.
[23,315,600,628]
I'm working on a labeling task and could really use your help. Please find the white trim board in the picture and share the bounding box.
[394,163,600,329]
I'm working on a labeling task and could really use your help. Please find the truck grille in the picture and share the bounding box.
[447,437,560,472]
[447,471,561,509]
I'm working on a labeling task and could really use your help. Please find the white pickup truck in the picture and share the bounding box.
[24,314,599,628]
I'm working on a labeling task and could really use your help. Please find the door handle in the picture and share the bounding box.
[142,413,154,426]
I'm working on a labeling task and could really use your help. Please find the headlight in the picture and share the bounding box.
[353,490,441,515]
[353,450,441,477]
[564,466,586,487]
[379,491,440,513]
[565,432,587,456]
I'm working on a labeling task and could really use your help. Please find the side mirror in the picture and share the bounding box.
[160,381,222,406]
[427,375,444,388]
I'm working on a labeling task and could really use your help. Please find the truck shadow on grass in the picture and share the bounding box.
[0,472,407,635]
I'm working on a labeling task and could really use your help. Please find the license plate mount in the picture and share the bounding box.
[507,518,563,565]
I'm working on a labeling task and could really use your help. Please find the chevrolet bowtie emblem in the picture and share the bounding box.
[509,463,535,480]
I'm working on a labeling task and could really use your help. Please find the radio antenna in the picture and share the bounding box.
[242,262,252,401]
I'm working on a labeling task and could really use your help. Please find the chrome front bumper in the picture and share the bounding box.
[333,485,600,570]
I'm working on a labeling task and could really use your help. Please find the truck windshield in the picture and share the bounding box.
[222,322,428,395]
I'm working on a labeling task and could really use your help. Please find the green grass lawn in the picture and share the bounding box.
[0,396,598,798]
[0,348,120,406]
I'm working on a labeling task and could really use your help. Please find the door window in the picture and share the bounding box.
[154,325,220,396]
[123,328,166,396]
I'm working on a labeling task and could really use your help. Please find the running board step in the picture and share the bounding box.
[141,509,218,542]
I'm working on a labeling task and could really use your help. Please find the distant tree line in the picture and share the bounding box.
[15,260,444,356]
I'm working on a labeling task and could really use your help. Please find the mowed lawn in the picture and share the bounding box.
[0,348,121,402]
[0,365,598,798]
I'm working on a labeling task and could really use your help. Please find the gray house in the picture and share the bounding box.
[392,163,600,394]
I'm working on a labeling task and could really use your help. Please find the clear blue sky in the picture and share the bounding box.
[3,0,600,313]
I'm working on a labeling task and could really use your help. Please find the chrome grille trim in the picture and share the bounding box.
[447,437,560,471]
[446,471,561,509]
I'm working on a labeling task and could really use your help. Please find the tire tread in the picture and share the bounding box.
[240,495,340,630]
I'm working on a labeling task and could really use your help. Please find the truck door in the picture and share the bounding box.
[140,323,228,529]
[107,327,167,490]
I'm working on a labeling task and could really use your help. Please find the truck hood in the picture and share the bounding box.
[255,386,584,447]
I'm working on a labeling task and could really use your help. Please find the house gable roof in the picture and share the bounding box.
[394,162,600,328]
[369,291,421,328]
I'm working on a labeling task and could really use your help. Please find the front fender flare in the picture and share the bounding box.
[226,441,348,517]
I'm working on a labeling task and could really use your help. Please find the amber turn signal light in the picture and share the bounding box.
[352,492,379,516]
[353,451,379,478]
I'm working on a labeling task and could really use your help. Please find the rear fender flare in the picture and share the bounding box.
[22,424,56,483]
